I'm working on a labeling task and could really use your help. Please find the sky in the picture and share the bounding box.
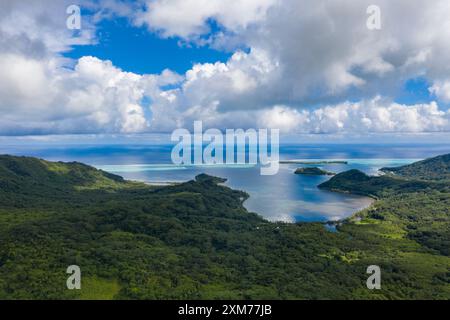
[1,0,450,142]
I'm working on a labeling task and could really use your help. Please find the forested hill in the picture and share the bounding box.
[319,154,450,198]
[381,153,450,180]
[318,169,449,198]
[0,154,125,191]
[0,155,449,299]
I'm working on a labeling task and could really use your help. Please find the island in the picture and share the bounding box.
[294,167,335,175]
[280,160,348,165]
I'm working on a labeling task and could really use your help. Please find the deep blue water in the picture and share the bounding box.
[2,143,450,222]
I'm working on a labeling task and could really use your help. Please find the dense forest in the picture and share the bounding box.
[380,153,450,181]
[0,154,449,299]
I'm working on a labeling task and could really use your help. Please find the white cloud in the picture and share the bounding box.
[1,0,450,136]
[0,0,185,135]
[131,0,450,136]
[429,81,450,103]
[278,98,449,134]
[0,54,181,135]
[134,0,277,38]
[132,0,450,104]
[150,93,450,134]
[0,0,95,56]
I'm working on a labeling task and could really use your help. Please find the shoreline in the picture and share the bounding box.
[108,171,377,226]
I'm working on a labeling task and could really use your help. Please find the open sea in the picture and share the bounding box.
[2,143,450,223]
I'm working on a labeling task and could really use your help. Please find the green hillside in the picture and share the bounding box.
[0,155,449,300]
[318,169,449,198]
[0,154,126,193]
[381,153,450,181]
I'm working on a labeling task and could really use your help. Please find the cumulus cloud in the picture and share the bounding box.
[0,0,95,56]
[0,0,183,135]
[133,0,450,100]
[0,53,181,135]
[134,0,450,134]
[287,98,450,134]
[134,0,277,39]
[151,96,450,134]
[2,0,450,136]
[429,81,450,103]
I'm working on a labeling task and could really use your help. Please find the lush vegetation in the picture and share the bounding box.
[318,169,449,198]
[381,153,450,181]
[295,167,335,176]
[0,154,449,300]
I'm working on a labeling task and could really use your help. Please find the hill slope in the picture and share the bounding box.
[381,153,450,180]
[318,169,448,198]
[0,154,125,190]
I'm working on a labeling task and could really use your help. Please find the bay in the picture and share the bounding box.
[2,143,449,222]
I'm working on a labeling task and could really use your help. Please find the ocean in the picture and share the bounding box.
[2,143,450,223]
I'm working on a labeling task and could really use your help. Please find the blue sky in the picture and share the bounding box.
[1,0,450,140]
[397,78,434,105]
[65,17,232,75]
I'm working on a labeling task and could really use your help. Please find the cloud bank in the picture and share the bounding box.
[1,0,450,136]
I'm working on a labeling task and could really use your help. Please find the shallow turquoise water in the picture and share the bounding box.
[95,159,415,222]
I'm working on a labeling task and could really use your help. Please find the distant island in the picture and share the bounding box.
[280,160,348,165]
[295,167,335,176]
